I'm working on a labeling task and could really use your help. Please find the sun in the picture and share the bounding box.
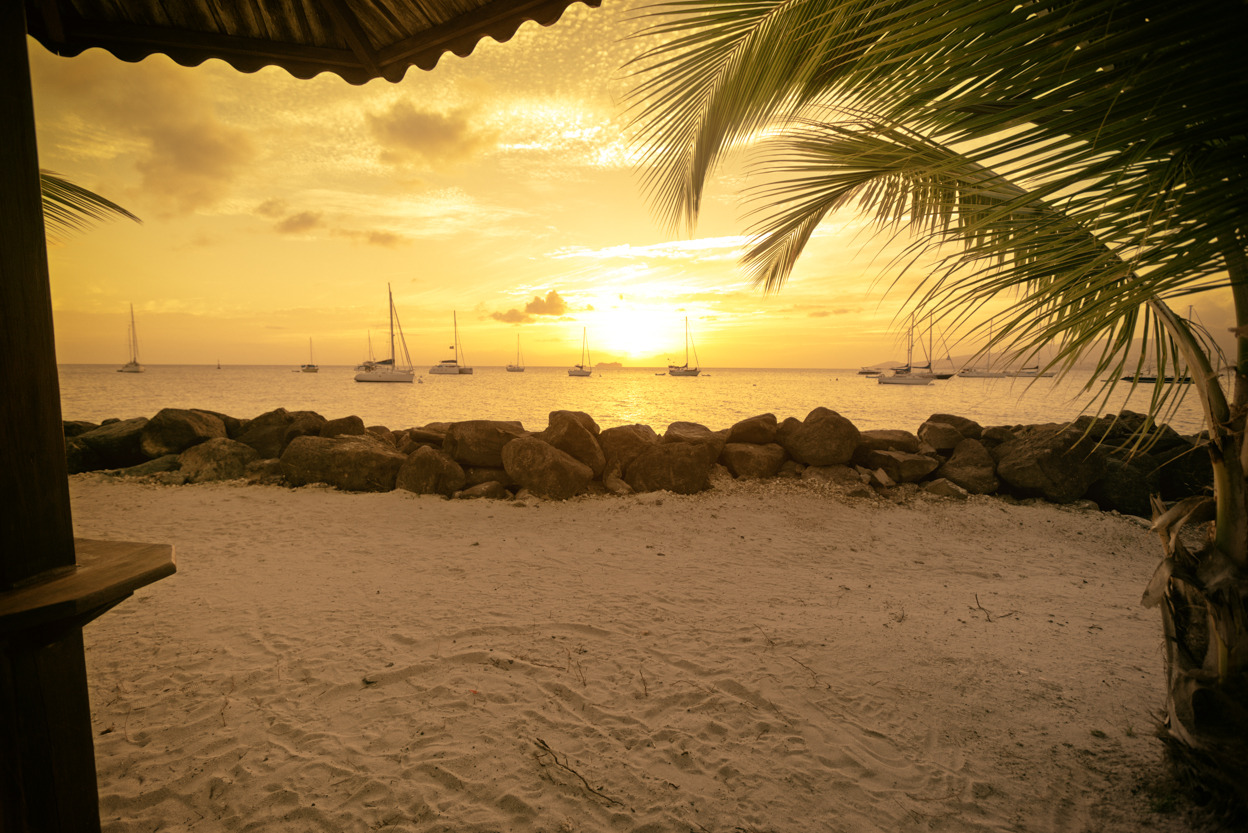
[587,304,685,363]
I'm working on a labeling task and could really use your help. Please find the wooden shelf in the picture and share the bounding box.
[0,538,175,636]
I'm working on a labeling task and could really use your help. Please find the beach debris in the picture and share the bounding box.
[532,738,623,807]
[971,594,1017,623]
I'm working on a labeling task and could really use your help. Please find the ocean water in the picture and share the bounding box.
[58,364,1209,436]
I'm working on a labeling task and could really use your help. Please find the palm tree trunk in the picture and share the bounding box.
[1151,239,1248,817]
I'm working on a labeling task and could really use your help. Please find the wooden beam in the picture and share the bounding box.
[0,0,74,590]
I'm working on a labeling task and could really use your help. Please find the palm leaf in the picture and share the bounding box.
[41,169,140,242]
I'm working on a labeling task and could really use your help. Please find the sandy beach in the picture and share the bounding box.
[71,474,1210,832]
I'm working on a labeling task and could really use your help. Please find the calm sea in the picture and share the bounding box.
[57,364,1209,437]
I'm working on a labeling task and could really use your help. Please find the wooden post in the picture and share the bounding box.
[0,4,99,829]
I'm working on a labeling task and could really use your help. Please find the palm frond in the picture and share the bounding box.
[41,169,140,242]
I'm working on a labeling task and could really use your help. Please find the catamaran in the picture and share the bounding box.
[668,317,701,376]
[117,303,144,373]
[429,312,473,374]
[568,328,592,377]
[300,338,318,373]
[506,334,525,372]
[354,285,415,383]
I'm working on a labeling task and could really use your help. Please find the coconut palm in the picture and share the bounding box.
[40,168,139,241]
[627,0,1247,814]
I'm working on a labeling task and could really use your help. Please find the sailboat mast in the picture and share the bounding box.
[453,312,459,363]
[387,283,396,363]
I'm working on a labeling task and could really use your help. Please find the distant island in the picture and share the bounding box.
[595,361,623,368]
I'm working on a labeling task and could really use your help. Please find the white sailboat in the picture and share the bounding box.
[668,317,701,376]
[354,285,415,383]
[117,303,144,373]
[879,318,932,385]
[429,312,473,374]
[300,338,319,373]
[568,328,593,377]
[506,334,525,372]
[959,320,1007,378]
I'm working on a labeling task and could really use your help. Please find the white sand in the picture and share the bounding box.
[71,475,1207,832]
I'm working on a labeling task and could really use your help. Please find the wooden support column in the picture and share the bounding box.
[0,8,174,832]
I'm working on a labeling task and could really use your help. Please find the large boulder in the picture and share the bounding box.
[1086,457,1158,517]
[992,424,1107,503]
[74,417,149,469]
[396,446,467,497]
[178,438,260,483]
[937,438,1000,495]
[279,434,407,492]
[283,411,327,446]
[65,438,104,474]
[856,429,921,455]
[501,437,593,500]
[926,414,984,441]
[193,409,246,439]
[917,419,966,454]
[321,415,366,438]
[599,424,660,476]
[855,449,939,483]
[109,455,182,478]
[237,408,299,458]
[726,413,778,445]
[539,411,605,477]
[778,407,860,466]
[139,408,226,458]
[663,422,727,461]
[721,442,787,479]
[1153,443,1213,502]
[63,420,98,438]
[625,442,716,494]
[462,466,516,490]
[443,420,527,467]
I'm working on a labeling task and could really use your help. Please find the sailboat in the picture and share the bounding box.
[959,320,1007,378]
[668,317,701,376]
[506,334,525,372]
[568,328,593,377]
[300,338,319,373]
[117,303,144,373]
[879,317,932,385]
[354,285,415,383]
[429,312,473,374]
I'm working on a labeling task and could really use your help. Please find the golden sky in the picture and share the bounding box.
[30,0,1233,369]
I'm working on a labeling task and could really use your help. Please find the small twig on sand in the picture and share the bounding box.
[639,665,649,697]
[533,738,624,806]
[972,594,1018,623]
[754,625,776,649]
[788,656,830,689]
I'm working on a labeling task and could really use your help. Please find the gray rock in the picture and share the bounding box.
[320,415,366,438]
[721,442,787,479]
[923,478,970,499]
[856,449,940,483]
[443,420,528,467]
[245,458,285,485]
[540,411,606,477]
[599,424,660,475]
[625,441,716,494]
[778,407,860,466]
[602,468,634,495]
[1086,456,1158,517]
[396,446,467,496]
[63,420,98,438]
[992,425,1107,503]
[856,466,896,489]
[237,408,298,458]
[108,455,181,478]
[937,439,1000,495]
[280,434,407,492]
[139,408,227,458]
[455,481,511,500]
[502,437,593,500]
[178,437,260,483]
[75,417,149,469]
[926,413,983,440]
[857,429,921,455]
[283,411,328,446]
[726,413,778,445]
[663,421,727,460]
[463,466,515,489]
[65,438,104,474]
[917,420,965,454]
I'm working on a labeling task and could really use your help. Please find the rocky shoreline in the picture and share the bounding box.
[63,406,1211,516]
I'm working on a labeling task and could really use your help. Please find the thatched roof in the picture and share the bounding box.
[24,0,604,84]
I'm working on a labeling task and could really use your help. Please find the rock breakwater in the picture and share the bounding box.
[64,406,1212,516]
